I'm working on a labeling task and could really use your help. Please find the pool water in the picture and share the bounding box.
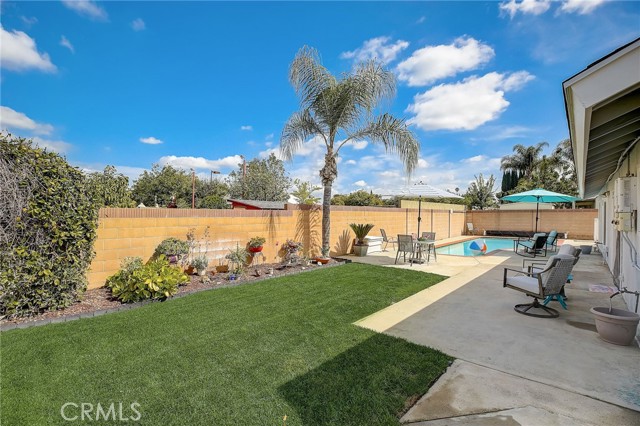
[436,238,516,256]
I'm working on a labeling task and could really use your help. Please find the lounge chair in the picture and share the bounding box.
[544,230,559,253]
[380,229,397,251]
[466,223,480,235]
[395,234,416,266]
[503,254,576,318]
[514,233,548,262]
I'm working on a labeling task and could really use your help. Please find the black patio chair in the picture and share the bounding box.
[514,233,548,264]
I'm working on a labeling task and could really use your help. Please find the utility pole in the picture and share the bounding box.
[191,169,195,208]
[210,170,220,183]
[240,155,246,198]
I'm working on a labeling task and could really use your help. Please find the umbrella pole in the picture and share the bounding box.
[417,195,422,237]
[535,197,540,234]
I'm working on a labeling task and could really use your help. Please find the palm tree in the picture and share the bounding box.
[280,46,419,253]
[500,142,549,179]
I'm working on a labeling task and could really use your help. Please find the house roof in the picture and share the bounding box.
[227,199,286,210]
[563,38,640,199]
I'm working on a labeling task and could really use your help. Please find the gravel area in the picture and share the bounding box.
[1,259,344,330]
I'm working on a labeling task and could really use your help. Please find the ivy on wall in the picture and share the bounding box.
[0,133,98,317]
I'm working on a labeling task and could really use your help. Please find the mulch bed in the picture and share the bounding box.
[1,259,343,330]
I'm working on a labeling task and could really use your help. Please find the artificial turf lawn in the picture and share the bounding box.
[1,263,452,425]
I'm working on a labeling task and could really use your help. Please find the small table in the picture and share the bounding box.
[413,239,436,264]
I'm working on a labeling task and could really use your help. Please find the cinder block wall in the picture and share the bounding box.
[88,205,465,289]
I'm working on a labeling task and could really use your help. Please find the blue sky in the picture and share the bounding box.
[1,0,639,195]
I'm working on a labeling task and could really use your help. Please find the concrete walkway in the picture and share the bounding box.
[349,241,640,425]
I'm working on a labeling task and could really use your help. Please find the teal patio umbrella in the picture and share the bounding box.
[501,188,579,233]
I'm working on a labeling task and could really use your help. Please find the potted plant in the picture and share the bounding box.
[190,255,209,276]
[248,236,266,253]
[155,238,189,265]
[283,240,303,265]
[349,223,374,256]
[315,247,330,264]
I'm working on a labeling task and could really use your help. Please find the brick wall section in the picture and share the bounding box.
[466,209,597,239]
[90,207,594,289]
[88,206,465,289]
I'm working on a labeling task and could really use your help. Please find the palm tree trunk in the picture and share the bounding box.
[322,182,332,254]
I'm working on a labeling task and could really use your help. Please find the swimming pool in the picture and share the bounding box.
[436,238,516,256]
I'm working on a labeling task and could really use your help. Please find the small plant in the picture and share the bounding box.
[106,256,188,303]
[349,223,375,245]
[190,255,209,273]
[248,236,266,248]
[225,244,249,275]
[155,238,189,264]
[285,239,303,251]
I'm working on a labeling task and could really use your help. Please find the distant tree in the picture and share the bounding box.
[198,195,229,209]
[85,165,136,208]
[464,174,497,210]
[332,190,384,206]
[291,179,321,205]
[226,153,291,201]
[500,142,549,179]
[131,164,191,207]
[280,46,419,254]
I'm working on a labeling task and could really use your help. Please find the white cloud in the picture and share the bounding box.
[349,140,369,150]
[560,0,605,15]
[265,141,273,147]
[265,133,274,140]
[345,160,357,165]
[499,0,551,18]
[0,26,56,72]
[379,171,400,178]
[32,136,72,154]
[139,136,163,145]
[131,18,145,31]
[0,106,54,134]
[416,16,426,24]
[158,155,243,171]
[20,16,38,27]
[240,125,253,131]
[341,36,409,65]
[60,35,74,53]
[406,71,535,131]
[353,180,368,187]
[61,0,108,21]
[396,37,495,86]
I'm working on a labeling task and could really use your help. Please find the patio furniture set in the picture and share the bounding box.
[380,229,437,266]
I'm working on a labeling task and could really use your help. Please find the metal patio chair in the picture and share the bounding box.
[503,254,575,318]
[395,234,416,266]
[380,228,397,251]
[514,233,548,262]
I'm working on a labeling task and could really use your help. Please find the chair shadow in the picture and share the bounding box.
[277,333,451,425]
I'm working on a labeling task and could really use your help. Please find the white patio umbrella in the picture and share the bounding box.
[393,183,463,236]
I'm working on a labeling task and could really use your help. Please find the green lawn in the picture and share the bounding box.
[1,263,452,425]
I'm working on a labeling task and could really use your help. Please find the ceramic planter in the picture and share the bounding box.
[353,244,369,257]
[591,307,640,346]
[315,257,329,265]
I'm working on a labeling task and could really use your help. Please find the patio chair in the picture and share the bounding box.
[466,223,479,235]
[395,234,416,266]
[380,229,397,251]
[503,254,575,317]
[420,232,437,262]
[514,233,548,262]
[544,230,559,253]
[524,245,582,303]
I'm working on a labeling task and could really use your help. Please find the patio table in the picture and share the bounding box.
[412,239,436,264]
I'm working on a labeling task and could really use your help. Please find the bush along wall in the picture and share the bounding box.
[0,133,98,318]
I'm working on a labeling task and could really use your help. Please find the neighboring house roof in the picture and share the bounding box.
[227,199,286,210]
[563,37,640,199]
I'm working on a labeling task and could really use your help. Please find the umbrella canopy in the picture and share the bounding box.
[501,188,579,233]
[392,184,462,237]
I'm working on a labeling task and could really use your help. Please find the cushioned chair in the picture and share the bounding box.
[395,234,416,266]
[544,230,559,253]
[380,229,397,251]
[514,233,548,262]
[524,245,582,304]
[503,254,575,318]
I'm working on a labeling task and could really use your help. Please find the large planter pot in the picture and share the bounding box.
[591,307,640,346]
[353,244,369,257]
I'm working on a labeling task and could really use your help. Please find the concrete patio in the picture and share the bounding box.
[350,239,640,425]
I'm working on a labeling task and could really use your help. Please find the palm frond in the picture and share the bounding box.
[289,46,336,109]
[345,114,419,174]
[350,60,396,112]
[280,110,324,161]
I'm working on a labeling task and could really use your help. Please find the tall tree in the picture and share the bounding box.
[464,174,497,210]
[331,190,384,206]
[500,142,549,179]
[86,165,136,207]
[131,164,192,207]
[226,153,291,201]
[280,46,419,253]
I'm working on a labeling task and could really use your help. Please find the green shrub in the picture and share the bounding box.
[0,133,98,318]
[155,238,189,256]
[106,256,188,303]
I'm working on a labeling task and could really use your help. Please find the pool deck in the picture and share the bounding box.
[347,239,640,425]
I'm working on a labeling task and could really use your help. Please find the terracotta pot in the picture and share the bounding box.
[315,257,330,265]
[249,246,263,253]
